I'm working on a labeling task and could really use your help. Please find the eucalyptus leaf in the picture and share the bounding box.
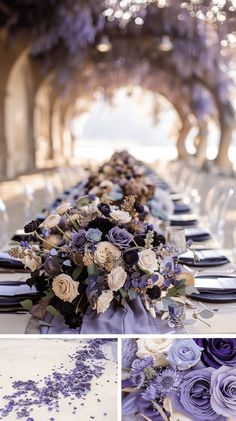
[198,309,214,319]
[120,288,128,298]
[20,299,33,311]
[87,264,98,276]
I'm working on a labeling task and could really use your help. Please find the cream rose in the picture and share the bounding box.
[52,274,79,303]
[88,197,100,213]
[41,214,61,229]
[56,202,71,215]
[107,266,127,291]
[94,241,121,268]
[137,338,173,367]
[100,180,114,191]
[110,209,132,224]
[95,290,113,313]
[138,249,158,273]
[22,255,42,272]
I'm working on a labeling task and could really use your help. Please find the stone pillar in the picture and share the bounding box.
[195,120,208,166]
[176,118,191,160]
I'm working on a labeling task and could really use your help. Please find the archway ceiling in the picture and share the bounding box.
[0,0,235,122]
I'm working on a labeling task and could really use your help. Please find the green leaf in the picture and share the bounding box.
[198,309,214,319]
[42,289,55,301]
[144,367,156,380]
[20,299,33,311]
[120,288,128,298]
[38,320,52,327]
[87,264,98,276]
[72,266,83,280]
[76,196,90,206]
[46,305,59,317]
[128,289,138,300]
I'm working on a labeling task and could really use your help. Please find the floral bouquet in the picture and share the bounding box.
[122,338,236,421]
[9,194,195,330]
[87,151,156,203]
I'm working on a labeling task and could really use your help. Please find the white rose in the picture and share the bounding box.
[41,214,61,229]
[88,197,100,213]
[56,202,71,215]
[107,266,127,291]
[22,255,42,272]
[100,180,114,191]
[52,274,79,303]
[156,273,164,287]
[138,249,158,273]
[110,209,132,224]
[137,338,172,367]
[94,241,121,268]
[95,290,113,313]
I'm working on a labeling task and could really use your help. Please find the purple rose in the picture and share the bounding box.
[107,227,133,249]
[211,366,236,418]
[44,257,61,276]
[194,338,236,368]
[71,230,87,251]
[98,203,111,216]
[175,368,223,421]
[123,250,139,266]
[85,228,102,243]
[168,339,203,371]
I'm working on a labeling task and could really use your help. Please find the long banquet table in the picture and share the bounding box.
[0,165,235,334]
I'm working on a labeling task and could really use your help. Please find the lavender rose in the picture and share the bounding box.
[176,368,223,421]
[194,338,236,368]
[107,227,133,249]
[71,230,87,251]
[211,366,236,418]
[168,339,203,371]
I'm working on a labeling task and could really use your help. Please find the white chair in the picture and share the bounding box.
[0,198,9,249]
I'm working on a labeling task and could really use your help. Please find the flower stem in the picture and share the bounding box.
[151,400,170,421]
[56,225,71,241]
[34,231,60,249]
[65,212,80,231]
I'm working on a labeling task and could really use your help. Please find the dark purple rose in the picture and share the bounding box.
[147,285,161,300]
[98,203,111,216]
[153,234,166,246]
[211,366,236,418]
[123,250,139,266]
[175,368,222,421]
[87,217,115,235]
[134,234,146,247]
[44,257,61,277]
[72,230,87,251]
[24,219,40,233]
[194,338,236,368]
[107,227,133,249]
[135,203,146,215]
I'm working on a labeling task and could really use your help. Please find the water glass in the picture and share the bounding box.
[168,301,186,329]
[166,227,186,255]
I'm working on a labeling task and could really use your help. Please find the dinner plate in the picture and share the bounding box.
[170,214,198,226]
[185,228,211,242]
[178,249,229,267]
[190,275,236,302]
[174,203,191,214]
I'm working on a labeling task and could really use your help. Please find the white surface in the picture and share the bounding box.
[0,339,117,421]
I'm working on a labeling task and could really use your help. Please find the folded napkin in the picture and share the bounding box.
[185,228,211,242]
[170,214,197,226]
[0,252,25,270]
[174,203,191,214]
[179,249,229,266]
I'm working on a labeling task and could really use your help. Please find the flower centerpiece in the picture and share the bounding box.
[86,150,174,219]
[122,338,236,421]
[9,194,196,330]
